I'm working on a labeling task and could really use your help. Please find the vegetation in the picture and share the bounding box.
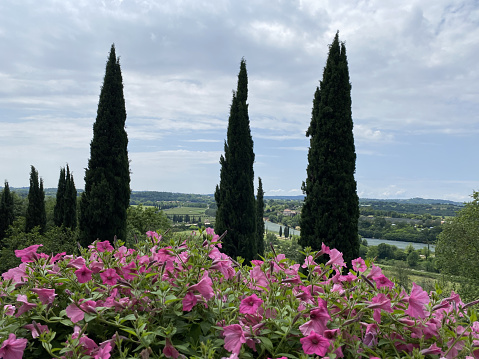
[215,59,257,263]
[53,165,77,229]
[25,166,46,234]
[0,181,14,242]
[256,177,265,258]
[79,44,130,246]
[300,32,359,264]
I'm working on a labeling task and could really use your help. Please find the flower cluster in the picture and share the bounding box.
[1,228,479,358]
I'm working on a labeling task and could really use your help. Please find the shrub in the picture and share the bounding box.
[1,230,479,358]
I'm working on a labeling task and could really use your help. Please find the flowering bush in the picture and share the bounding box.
[1,228,479,358]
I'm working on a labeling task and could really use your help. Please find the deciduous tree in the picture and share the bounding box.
[215,59,256,262]
[79,44,130,246]
[300,32,359,265]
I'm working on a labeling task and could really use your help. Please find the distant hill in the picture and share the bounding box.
[359,197,464,206]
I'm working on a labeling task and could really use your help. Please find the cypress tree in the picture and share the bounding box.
[215,59,256,263]
[299,32,359,265]
[256,177,265,258]
[79,44,130,246]
[64,165,77,229]
[26,166,46,233]
[0,181,15,242]
[279,226,282,238]
[54,167,66,227]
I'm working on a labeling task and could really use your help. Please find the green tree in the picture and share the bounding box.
[279,226,282,238]
[53,167,66,227]
[63,165,78,230]
[256,177,265,258]
[299,32,359,265]
[407,250,420,267]
[214,59,256,263]
[126,204,171,246]
[79,44,130,246]
[25,166,46,233]
[0,181,15,243]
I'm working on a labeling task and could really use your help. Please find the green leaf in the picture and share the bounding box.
[120,314,137,322]
[258,337,274,353]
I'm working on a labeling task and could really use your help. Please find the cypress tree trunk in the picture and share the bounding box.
[300,32,359,265]
[215,59,256,263]
[79,44,130,246]
[26,166,46,233]
[0,181,15,242]
[256,177,265,258]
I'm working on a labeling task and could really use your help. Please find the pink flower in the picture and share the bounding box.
[31,288,56,305]
[373,274,394,290]
[94,342,112,359]
[189,273,214,301]
[368,293,393,323]
[65,301,97,323]
[325,249,346,268]
[14,244,43,262]
[405,282,429,319]
[67,257,86,269]
[163,338,179,358]
[75,265,93,283]
[302,255,317,268]
[363,323,378,347]
[3,305,15,316]
[367,263,383,279]
[100,268,120,286]
[146,231,161,242]
[300,330,330,356]
[182,291,198,311]
[2,263,28,283]
[352,257,367,272]
[223,324,246,354]
[239,294,263,314]
[24,321,49,338]
[420,343,442,355]
[299,298,330,336]
[0,333,28,359]
[120,261,137,280]
[96,240,114,252]
[15,294,36,317]
[250,266,269,290]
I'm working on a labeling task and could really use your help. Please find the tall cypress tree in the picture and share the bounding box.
[299,32,359,265]
[54,167,66,227]
[26,166,46,233]
[215,59,256,263]
[0,181,15,242]
[256,177,265,258]
[63,165,77,230]
[79,44,130,246]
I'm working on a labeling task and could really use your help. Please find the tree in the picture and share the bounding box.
[79,44,130,246]
[25,166,46,233]
[215,59,256,263]
[279,226,282,238]
[299,32,359,265]
[53,167,66,227]
[63,165,77,229]
[256,178,265,258]
[0,181,15,242]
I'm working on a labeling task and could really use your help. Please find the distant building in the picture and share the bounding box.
[283,209,297,217]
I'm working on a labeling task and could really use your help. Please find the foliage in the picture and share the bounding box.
[3,230,479,358]
[215,59,257,263]
[79,44,130,246]
[256,178,265,258]
[54,165,77,230]
[0,181,15,243]
[436,191,479,300]
[25,166,46,234]
[300,32,359,265]
[126,204,171,247]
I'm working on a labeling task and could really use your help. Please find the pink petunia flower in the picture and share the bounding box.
[368,293,393,323]
[146,231,161,243]
[96,240,114,253]
[405,282,430,319]
[352,257,367,272]
[420,343,442,355]
[182,291,198,312]
[3,305,15,316]
[239,294,263,315]
[163,338,179,358]
[31,288,56,305]
[250,265,269,290]
[94,342,112,359]
[0,333,28,359]
[363,323,378,347]
[373,274,394,290]
[100,268,120,286]
[366,263,383,279]
[15,294,36,317]
[300,330,330,356]
[14,244,43,263]
[299,298,331,336]
[325,249,346,268]
[66,303,85,323]
[67,256,86,269]
[2,263,28,283]
[223,324,246,354]
[75,265,93,283]
[24,321,49,338]
[189,273,214,301]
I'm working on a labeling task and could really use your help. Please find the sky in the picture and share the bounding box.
[1,0,478,202]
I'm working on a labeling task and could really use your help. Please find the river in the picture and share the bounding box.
[264,221,434,251]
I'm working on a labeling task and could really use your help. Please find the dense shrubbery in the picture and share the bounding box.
[2,229,479,358]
